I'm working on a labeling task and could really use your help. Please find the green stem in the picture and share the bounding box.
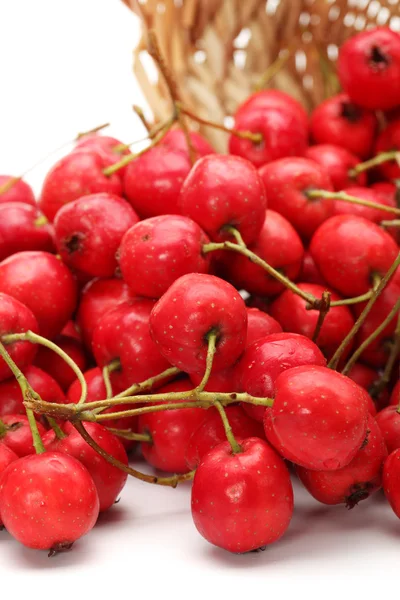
[102,359,120,400]
[370,312,400,401]
[113,118,175,154]
[74,421,194,487]
[349,150,400,177]
[307,189,400,216]
[203,240,319,308]
[105,427,152,443]
[330,290,374,307]
[342,297,400,376]
[195,332,218,393]
[91,401,209,423]
[328,252,400,370]
[214,401,242,454]
[46,417,66,440]
[222,226,246,247]
[0,418,7,436]
[114,366,180,399]
[0,340,45,454]
[381,220,400,228]
[312,290,331,343]
[1,331,88,405]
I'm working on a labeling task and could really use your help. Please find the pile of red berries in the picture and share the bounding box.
[1,26,400,557]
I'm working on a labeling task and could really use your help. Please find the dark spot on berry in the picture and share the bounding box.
[64,233,85,255]
[141,234,150,242]
[369,45,389,69]
[340,101,362,123]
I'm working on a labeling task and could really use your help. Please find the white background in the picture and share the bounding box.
[0,1,399,598]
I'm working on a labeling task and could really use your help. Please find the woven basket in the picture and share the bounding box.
[123,0,400,151]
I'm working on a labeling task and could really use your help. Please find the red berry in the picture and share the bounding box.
[333,186,397,224]
[178,155,266,244]
[259,157,334,239]
[347,363,388,413]
[264,365,369,470]
[0,251,78,340]
[305,144,366,190]
[237,332,326,422]
[34,335,87,391]
[245,307,282,347]
[75,134,131,172]
[376,406,400,454]
[76,277,133,350]
[374,118,400,180]
[150,274,247,373]
[0,365,65,416]
[310,215,399,297]
[223,210,304,296]
[44,422,128,512]
[0,443,18,526]
[92,299,171,390]
[0,452,99,551]
[185,405,264,469]
[191,438,293,553]
[338,27,400,110]
[189,363,240,393]
[0,176,36,207]
[0,293,39,382]
[270,283,355,361]
[60,320,82,342]
[299,251,326,286]
[161,129,214,159]
[309,93,377,159]
[138,379,206,473]
[123,145,191,218]
[383,448,400,518]
[119,215,211,298]
[0,202,55,261]
[54,193,139,278]
[297,415,387,506]
[390,380,400,406]
[229,105,308,168]
[235,90,308,128]
[0,414,46,457]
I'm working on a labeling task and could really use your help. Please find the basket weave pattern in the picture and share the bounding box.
[124,0,400,151]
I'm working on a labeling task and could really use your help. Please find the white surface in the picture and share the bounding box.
[0,1,399,596]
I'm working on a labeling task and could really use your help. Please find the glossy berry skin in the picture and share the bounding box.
[309,93,377,159]
[347,363,388,413]
[0,293,39,382]
[235,90,308,128]
[299,251,326,286]
[353,280,400,368]
[224,211,304,297]
[93,299,171,390]
[34,335,87,391]
[186,405,264,470]
[150,274,247,374]
[305,144,366,190]
[0,452,99,551]
[0,251,78,340]
[376,407,400,454]
[138,379,206,473]
[270,283,355,361]
[338,28,400,110]
[0,176,36,206]
[374,119,400,180]
[54,193,139,278]
[76,277,133,350]
[74,134,131,173]
[310,215,399,297]
[383,448,400,519]
[0,414,46,457]
[229,105,308,168]
[0,202,55,261]
[119,215,211,298]
[390,381,400,406]
[259,157,334,239]
[297,415,387,507]
[237,332,326,423]
[246,307,282,347]
[333,186,397,224]
[39,150,123,222]
[264,365,369,470]
[178,155,266,245]
[0,444,19,526]
[123,145,191,219]
[191,438,294,553]
[161,129,214,159]
[189,363,240,394]
[0,365,65,416]
[44,422,128,512]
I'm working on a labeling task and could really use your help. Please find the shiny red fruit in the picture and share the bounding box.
[383,448,400,518]
[161,129,214,159]
[178,154,266,245]
[119,215,211,298]
[297,415,386,506]
[0,251,78,340]
[235,90,308,128]
[333,186,397,224]
[264,365,369,470]
[305,144,366,190]
[246,307,282,346]
[299,251,326,286]
[0,176,36,206]
[0,452,99,551]
[191,438,293,553]
[189,363,240,393]
[150,274,247,373]
[0,414,46,457]
[0,202,55,261]
[374,118,400,180]
[376,406,400,454]
[34,334,87,391]
[0,365,65,416]
[0,444,19,526]
[54,193,139,278]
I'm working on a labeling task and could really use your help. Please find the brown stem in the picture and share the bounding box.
[255,48,292,91]
[312,291,331,343]
[328,252,400,370]
[132,105,151,133]
[74,422,194,487]
[381,220,400,228]
[349,150,400,177]
[370,313,400,400]
[307,189,400,216]
[75,122,110,140]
